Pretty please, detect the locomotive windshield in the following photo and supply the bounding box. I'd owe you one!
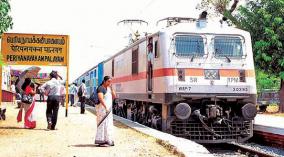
[214,36,243,57]
[175,35,204,57]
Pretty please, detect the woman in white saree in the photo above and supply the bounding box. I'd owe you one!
[95,76,116,146]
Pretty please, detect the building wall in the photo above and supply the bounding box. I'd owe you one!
[2,66,11,91]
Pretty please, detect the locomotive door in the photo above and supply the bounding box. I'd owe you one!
[147,37,153,93]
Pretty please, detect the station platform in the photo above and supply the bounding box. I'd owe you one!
[0,102,211,157]
[254,114,284,136]
[253,114,284,148]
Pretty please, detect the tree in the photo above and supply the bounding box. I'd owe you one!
[0,0,13,36]
[198,0,239,13]
[0,0,13,65]
[256,68,280,91]
[198,0,240,26]
[236,0,284,112]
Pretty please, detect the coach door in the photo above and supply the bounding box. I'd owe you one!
[146,37,153,93]
[147,36,159,95]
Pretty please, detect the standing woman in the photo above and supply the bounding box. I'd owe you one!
[95,76,116,146]
[21,78,37,129]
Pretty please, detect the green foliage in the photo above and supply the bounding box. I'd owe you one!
[236,0,284,79]
[0,53,4,66]
[0,0,13,35]
[256,68,280,91]
[0,0,13,37]
[0,0,13,66]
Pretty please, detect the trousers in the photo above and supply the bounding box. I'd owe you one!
[46,95,60,129]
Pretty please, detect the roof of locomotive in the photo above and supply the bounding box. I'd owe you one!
[74,19,252,82]
[103,19,251,63]
[159,20,250,37]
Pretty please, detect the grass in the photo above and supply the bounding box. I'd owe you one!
[156,139,184,157]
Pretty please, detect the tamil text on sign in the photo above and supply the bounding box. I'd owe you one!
[1,33,69,66]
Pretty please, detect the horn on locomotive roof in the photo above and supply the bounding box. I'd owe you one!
[196,11,208,28]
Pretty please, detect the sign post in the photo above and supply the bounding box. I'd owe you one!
[1,33,70,117]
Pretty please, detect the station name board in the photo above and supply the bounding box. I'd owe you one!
[1,33,69,66]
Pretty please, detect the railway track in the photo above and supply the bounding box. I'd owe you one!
[253,130,284,149]
[228,142,275,157]
[206,142,283,157]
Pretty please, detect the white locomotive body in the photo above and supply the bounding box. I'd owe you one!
[77,18,257,143]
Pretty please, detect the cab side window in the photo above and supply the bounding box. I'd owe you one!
[154,40,159,58]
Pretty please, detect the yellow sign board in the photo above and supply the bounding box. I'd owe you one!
[1,33,69,66]
[1,33,70,116]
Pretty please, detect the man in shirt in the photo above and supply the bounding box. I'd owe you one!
[39,71,64,130]
[147,43,154,91]
[68,83,77,106]
[78,79,87,114]
[60,84,66,107]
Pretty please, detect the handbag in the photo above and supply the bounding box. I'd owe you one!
[21,94,33,104]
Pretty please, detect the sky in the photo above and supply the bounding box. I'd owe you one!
[8,0,201,82]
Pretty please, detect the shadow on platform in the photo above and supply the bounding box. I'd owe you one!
[0,126,47,131]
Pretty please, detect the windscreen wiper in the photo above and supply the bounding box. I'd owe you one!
[215,48,231,63]
[190,55,195,62]
[224,55,231,63]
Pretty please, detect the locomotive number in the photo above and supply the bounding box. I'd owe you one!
[232,87,248,92]
[228,77,239,83]
[178,86,191,92]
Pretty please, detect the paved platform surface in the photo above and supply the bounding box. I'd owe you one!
[113,115,213,157]
[254,114,284,135]
[0,102,180,157]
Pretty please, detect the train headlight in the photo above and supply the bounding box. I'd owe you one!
[174,103,191,120]
[204,69,220,80]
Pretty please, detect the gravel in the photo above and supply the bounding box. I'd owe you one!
[206,142,284,157]
[237,142,284,157]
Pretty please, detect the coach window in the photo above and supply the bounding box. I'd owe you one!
[112,59,114,77]
[154,40,159,58]
[132,48,139,75]
[93,69,96,77]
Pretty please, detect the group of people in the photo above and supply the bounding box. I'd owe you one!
[67,79,87,114]
[16,71,116,147]
[17,70,64,130]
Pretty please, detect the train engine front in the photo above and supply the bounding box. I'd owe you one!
[160,18,257,143]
